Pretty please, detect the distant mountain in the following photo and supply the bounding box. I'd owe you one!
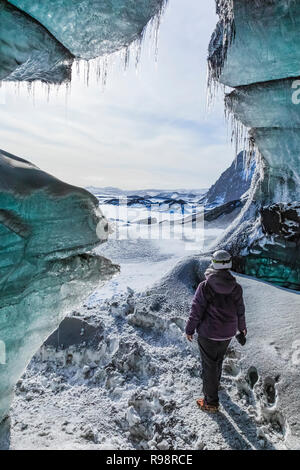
[203,151,255,207]
[87,187,208,199]
[87,153,255,212]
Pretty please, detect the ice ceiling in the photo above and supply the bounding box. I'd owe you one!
[0,0,167,83]
[0,0,300,431]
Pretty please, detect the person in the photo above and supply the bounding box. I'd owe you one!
[185,250,247,413]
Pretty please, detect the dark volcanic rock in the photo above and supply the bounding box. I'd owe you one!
[205,199,244,222]
[260,203,300,243]
[44,317,104,349]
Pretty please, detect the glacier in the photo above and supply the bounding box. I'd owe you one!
[0,149,119,424]
[0,0,167,83]
[209,0,300,290]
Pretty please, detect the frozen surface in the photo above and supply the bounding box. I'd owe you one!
[0,149,119,425]
[90,188,232,298]
[6,254,300,450]
[86,180,248,300]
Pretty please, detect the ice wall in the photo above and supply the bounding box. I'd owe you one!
[209,0,300,290]
[0,150,119,423]
[0,0,166,83]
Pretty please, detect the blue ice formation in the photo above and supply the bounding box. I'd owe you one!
[0,0,167,83]
[0,149,119,423]
[0,1,73,84]
[209,0,300,290]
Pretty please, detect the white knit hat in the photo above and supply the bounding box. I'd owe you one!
[211,250,232,270]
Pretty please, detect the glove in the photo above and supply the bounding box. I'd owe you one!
[236,331,246,346]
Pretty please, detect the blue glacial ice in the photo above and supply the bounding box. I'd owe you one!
[9,0,166,59]
[0,0,167,82]
[209,0,300,289]
[211,0,300,87]
[0,0,73,83]
[0,149,119,423]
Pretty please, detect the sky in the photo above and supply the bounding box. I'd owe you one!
[0,0,234,190]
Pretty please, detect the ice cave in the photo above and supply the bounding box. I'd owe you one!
[0,0,299,450]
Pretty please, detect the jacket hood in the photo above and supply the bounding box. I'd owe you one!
[205,266,237,294]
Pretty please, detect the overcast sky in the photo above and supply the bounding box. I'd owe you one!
[0,0,234,190]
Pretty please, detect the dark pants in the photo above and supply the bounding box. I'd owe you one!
[197,336,231,406]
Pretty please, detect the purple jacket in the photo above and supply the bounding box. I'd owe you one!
[185,268,246,340]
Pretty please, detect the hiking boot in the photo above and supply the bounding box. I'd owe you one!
[196,398,219,413]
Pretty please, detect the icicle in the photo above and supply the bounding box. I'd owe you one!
[207,0,235,101]
[0,0,169,99]
[64,0,168,91]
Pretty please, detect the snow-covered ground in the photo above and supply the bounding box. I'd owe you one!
[2,196,299,450]
[89,195,224,298]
